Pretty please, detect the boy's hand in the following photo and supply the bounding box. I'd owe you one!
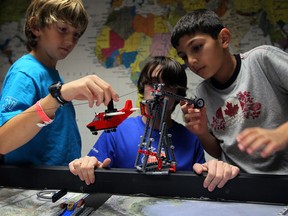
[193,160,240,192]
[69,156,111,185]
[237,127,288,158]
[61,75,119,107]
[181,101,209,136]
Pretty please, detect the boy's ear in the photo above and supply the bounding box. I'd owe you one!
[28,17,41,36]
[219,28,231,48]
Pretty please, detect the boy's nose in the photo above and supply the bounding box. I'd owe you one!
[187,55,197,67]
[65,34,76,46]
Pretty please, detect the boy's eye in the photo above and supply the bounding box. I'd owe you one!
[192,44,203,52]
[57,23,68,32]
[73,32,81,39]
[58,26,67,33]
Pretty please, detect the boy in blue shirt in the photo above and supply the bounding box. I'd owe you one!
[0,0,118,166]
[69,56,239,192]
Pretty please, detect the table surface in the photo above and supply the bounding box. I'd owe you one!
[0,188,287,216]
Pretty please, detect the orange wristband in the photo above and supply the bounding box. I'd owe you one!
[35,100,54,127]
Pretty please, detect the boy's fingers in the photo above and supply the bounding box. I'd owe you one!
[100,158,111,168]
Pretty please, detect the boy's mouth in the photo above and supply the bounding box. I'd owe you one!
[193,66,204,74]
[59,47,70,55]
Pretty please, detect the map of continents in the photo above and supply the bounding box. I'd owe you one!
[0,0,29,86]
[1,0,288,87]
[94,0,288,85]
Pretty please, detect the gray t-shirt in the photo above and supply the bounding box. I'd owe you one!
[197,45,288,174]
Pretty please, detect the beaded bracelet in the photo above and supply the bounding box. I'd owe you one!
[35,100,54,127]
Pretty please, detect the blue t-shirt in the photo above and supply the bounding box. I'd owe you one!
[88,116,205,171]
[0,54,81,165]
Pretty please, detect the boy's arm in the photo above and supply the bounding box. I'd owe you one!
[237,122,288,158]
[0,75,119,155]
[181,103,222,158]
[197,132,222,159]
[0,94,60,154]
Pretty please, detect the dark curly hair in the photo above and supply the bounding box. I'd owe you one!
[171,9,224,48]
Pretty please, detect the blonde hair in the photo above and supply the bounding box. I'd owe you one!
[24,0,89,51]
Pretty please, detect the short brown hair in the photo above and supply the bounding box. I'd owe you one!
[24,0,89,51]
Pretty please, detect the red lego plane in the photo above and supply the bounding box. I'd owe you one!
[87,99,138,135]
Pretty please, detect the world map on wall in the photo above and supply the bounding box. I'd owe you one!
[94,0,288,85]
[1,0,288,86]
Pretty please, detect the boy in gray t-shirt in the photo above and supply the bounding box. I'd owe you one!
[171,9,288,174]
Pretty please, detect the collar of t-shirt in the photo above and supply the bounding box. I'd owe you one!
[210,54,241,90]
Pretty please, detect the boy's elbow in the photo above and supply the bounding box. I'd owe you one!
[0,145,9,155]
[0,138,11,155]
[212,151,221,159]
[0,129,11,154]
[211,144,222,159]
[205,144,222,159]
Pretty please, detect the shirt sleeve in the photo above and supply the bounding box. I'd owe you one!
[0,72,38,126]
[254,46,288,93]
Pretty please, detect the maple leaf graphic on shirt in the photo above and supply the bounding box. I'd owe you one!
[224,102,239,117]
[210,91,262,131]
